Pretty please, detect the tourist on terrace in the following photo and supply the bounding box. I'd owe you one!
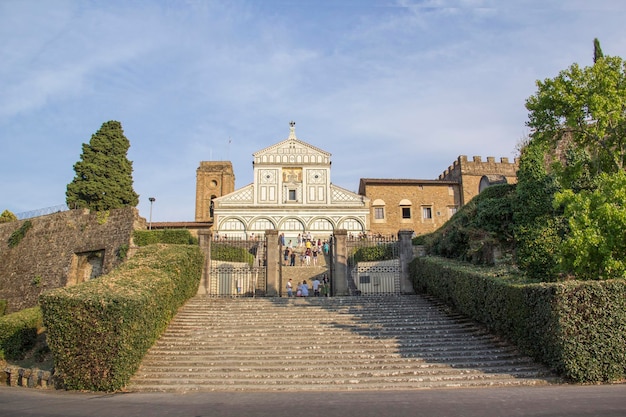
[299,280,309,297]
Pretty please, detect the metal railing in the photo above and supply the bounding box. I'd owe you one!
[15,204,70,220]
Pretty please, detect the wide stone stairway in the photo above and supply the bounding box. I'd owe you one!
[126,295,559,392]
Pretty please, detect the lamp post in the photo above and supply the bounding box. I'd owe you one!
[149,197,156,230]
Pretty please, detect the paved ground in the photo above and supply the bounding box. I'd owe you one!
[1,384,626,417]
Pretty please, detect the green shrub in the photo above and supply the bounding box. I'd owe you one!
[0,209,18,223]
[0,300,7,316]
[40,244,203,391]
[352,243,396,263]
[411,256,626,383]
[421,184,516,265]
[211,243,255,265]
[133,229,198,246]
[0,307,43,360]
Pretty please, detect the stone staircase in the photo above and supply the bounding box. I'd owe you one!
[280,248,329,287]
[126,295,559,392]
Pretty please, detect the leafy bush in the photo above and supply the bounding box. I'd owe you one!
[0,300,6,316]
[0,307,43,360]
[133,229,198,246]
[210,243,255,265]
[411,256,626,383]
[40,244,203,391]
[422,183,516,265]
[0,209,18,223]
[513,140,564,280]
[555,171,626,280]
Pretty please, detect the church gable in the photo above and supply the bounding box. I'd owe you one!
[253,122,330,166]
[214,184,254,206]
[330,184,369,206]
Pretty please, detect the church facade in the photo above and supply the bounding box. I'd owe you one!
[196,123,370,241]
[195,123,519,240]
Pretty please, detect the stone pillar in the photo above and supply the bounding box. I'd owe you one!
[398,229,416,294]
[333,229,349,296]
[197,229,211,295]
[265,230,280,296]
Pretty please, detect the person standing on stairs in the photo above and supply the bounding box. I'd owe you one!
[284,247,290,266]
[312,277,321,296]
[286,279,293,297]
[299,280,309,297]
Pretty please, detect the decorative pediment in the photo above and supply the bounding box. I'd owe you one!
[253,123,331,166]
[330,184,370,206]
[214,184,254,206]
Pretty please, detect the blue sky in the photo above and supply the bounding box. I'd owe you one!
[1,0,625,222]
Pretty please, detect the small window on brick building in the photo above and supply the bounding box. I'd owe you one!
[399,199,412,220]
[374,207,385,219]
[422,207,433,219]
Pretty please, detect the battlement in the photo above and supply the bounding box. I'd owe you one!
[439,155,519,181]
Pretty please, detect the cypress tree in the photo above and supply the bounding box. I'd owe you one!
[593,38,604,63]
[66,121,139,211]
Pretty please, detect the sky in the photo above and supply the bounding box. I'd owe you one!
[1,0,626,222]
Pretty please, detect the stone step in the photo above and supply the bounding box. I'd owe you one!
[126,295,558,392]
[137,356,540,369]
[129,374,558,393]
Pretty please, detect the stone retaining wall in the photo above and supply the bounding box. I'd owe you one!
[0,207,146,313]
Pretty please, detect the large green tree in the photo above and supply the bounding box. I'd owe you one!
[66,121,139,211]
[525,53,626,175]
[520,42,626,280]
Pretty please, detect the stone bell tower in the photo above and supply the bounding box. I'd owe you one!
[195,161,235,222]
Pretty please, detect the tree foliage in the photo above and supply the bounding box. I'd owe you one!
[525,54,626,174]
[66,121,139,211]
[513,140,563,280]
[519,43,626,281]
[593,38,604,63]
[0,210,17,223]
[555,171,626,280]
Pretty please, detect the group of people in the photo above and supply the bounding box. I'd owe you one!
[286,275,330,297]
[280,233,331,267]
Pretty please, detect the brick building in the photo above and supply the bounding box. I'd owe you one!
[359,155,519,237]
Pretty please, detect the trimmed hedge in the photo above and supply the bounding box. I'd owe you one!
[411,256,626,383]
[352,243,396,263]
[133,229,198,246]
[0,299,6,316]
[0,307,43,360]
[211,243,255,265]
[39,244,203,391]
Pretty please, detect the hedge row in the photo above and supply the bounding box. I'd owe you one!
[211,243,255,265]
[352,243,396,263]
[410,256,626,383]
[0,307,43,360]
[133,229,198,246]
[39,244,203,391]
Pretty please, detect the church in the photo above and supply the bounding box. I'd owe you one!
[195,122,370,241]
[194,122,519,240]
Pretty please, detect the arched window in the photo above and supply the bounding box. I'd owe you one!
[372,199,386,221]
[399,199,412,220]
[479,175,507,193]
